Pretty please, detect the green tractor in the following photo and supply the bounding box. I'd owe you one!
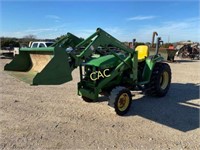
[4,28,171,115]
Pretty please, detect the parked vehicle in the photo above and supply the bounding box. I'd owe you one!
[29,41,54,48]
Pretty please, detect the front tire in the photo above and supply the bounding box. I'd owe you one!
[109,86,132,116]
[145,63,171,97]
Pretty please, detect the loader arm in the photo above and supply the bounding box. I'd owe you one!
[77,28,134,58]
[68,28,135,69]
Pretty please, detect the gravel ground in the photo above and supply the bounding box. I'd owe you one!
[0,58,200,150]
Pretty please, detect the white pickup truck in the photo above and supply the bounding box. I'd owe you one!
[29,41,54,48]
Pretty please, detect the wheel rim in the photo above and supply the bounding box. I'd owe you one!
[117,93,130,112]
[160,71,169,90]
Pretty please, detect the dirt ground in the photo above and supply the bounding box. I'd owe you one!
[0,57,199,150]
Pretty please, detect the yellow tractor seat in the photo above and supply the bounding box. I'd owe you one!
[135,45,149,61]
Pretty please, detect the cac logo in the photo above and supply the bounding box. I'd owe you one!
[90,69,110,81]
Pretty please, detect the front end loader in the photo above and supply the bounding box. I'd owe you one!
[4,28,171,115]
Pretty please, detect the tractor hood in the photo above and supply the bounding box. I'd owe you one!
[86,54,126,69]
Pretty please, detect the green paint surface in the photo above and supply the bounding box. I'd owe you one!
[86,54,125,68]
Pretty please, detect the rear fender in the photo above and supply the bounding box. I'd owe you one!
[142,56,164,82]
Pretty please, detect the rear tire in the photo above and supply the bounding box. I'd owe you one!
[109,86,132,116]
[145,63,171,97]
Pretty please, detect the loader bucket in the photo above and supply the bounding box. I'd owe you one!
[32,47,73,85]
[5,47,55,72]
[4,33,83,85]
[4,47,73,85]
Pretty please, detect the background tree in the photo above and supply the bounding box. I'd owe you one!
[0,37,20,49]
[21,34,37,47]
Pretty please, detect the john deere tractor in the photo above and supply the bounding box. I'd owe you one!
[4,28,171,115]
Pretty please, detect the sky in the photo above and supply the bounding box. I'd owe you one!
[0,0,199,43]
